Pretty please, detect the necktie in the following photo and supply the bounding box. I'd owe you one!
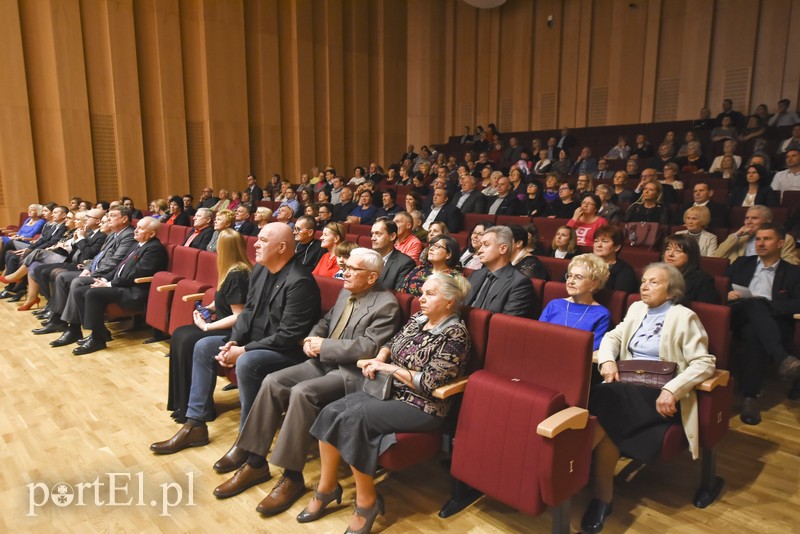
[473,273,497,308]
[114,245,139,279]
[330,296,357,339]
[90,234,115,273]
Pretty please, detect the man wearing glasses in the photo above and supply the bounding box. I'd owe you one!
[293,215,324,272]
[210,248,400,515]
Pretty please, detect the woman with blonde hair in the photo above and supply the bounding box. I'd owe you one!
[166,228,252,423]
[539,253,611,350]
[211,189,231,212]
[253,206,273,235]
[206,209,235,252]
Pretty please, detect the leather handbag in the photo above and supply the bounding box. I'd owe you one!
[362,371,394,400]
[617,359,677,389]
[623,222,663,250]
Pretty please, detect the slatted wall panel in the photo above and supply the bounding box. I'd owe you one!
[588,86,608,126]
[654,78,680,122]
[90,114,119,201]
[186,121,206,193]
[539,92,557,129]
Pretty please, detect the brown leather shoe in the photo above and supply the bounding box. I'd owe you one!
[778,355,800,381]
[150,423,209,455]
[213,445,248,474]
[213,464,272,499]
[256,475,306,515]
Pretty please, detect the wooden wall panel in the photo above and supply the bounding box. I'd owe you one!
[19,0,95,205]
[0,0,39,222]
[134,0,189,202]
[3,0,799,219]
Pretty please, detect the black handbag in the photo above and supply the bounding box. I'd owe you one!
[617,359,677,389]
[362,371,393,400]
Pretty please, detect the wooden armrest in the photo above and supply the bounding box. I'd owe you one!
[134,276,153,284]
[696,369,730,392]
[537,406,589,438]
[793,314,800,320]
[432,376,469,399]
[156,283,178,293]
[181,293,206,303]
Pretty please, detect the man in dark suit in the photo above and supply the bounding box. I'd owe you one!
[467,225,536,318]
[556,127,577,152]
[210,248,401,512]
[728,224,800,425]
[422,187,462,233]
[150,223,321,454]
[486,176,521,216]
[375,189,402,220]
[183,208,214,250]
[233,204,257,236]
[198,187,219,209]
[37,206,136,336]
[293,215,324,272]
[68,217,169,355]
[676,181,728,228]
[371,219,415,290]
[332,187,356,222]
[245,174,264,204]
[454,173,487,215]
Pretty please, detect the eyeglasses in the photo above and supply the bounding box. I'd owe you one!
[343,264,369,273]
[429,243,448,252]
[293,226,313,233]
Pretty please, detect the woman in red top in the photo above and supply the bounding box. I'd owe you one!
[312,222,347,278]
[567,193,608,247]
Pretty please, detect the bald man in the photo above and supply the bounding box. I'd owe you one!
[151,223,321,455]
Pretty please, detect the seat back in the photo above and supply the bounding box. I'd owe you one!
[699,256,729,276]
[168,225,192,245]
[156,223,170,243]
[313,275,344,314]
[484,314,593,408]
[195,251,219,288]
[537,256,569,282]
[686,301,731,370]
[392,291,414,324]
[618,247,660,270]
[170,246,201,280]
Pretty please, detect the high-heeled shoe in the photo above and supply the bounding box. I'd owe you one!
[0,275,11,285]
[344,494,384,534]
[296,484,343,523]
[17,297,41,311]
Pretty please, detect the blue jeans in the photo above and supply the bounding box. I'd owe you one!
[185,335,299,429]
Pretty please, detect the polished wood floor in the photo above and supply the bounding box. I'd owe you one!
[1,297,799,533]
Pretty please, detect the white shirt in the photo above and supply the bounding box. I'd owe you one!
[770,168,800,199]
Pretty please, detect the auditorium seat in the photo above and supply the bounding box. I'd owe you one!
[166,251,219,335]
[443,315,596,531]
[538,256,569,282]
[143,246,201,336]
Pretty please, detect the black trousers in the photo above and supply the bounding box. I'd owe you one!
[732,298,792,397]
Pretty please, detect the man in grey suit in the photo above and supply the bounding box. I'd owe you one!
[467,225,537,318]
[36,206,136,337]
[211,248,400,514]
[371,218,415,290]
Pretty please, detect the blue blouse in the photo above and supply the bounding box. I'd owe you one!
[16,217,45,239]
[628,300,672,360]
[539,299,611,350]
[348,205,378,225]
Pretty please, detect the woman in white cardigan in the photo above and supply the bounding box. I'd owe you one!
[676,205,718,256]
[581,263,716,534]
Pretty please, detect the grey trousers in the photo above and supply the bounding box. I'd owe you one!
[236,359,349,472]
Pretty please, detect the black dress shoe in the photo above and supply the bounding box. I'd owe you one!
[788,379,800,401]
[73,338,107,355]
[50,330,82,347]
[79,328,113,345]
[8,292,24,302]
[581,499,612,534]
[33,322,68,335]
[32,308,49,318]
[740,397,762,425]
[0,290,15,299]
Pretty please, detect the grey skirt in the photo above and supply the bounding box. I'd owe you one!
[310,391,442,476]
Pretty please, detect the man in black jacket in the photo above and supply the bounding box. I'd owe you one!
[150,222,321,454]
[371,219,415,290]
[245,174,264,204]
[728,224,800,424]
[183,208,214,250]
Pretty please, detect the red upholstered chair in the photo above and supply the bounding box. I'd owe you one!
[538,256,570,282]
[155,223,170,243]
[357,235,372,248]
[349,224,372,236]
[167,225,192,245]
[533,217,570,245]
[166,251,219,335]
[391,291,414,324]
[618,247,660,271]
[496,214,531,227]
[443,315,596,531]
[244,236,257,264]
[313,275,344,314]
[699,256,730,277]
[464,212,495,232]
[143,246,201,337]
[377,306,493,472]
[624,294,733,507]
[531,277,545,318]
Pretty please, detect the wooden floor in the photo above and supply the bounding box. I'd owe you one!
[1,298,799,533]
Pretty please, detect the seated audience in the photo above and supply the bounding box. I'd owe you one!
[121,197,144,219]
[466,225,536,318]
[524,180,547,217]
[150,223,321,455]
[1,204,45,247]
[370,219,415,291]
[545,181,578,219]
[422,187,462,233]
[676,181,728,229]
[593,225,638,294]
[293,216,325,272]
[625,181,670,225]
[486,175,521,216]
[539,253,611,350]
[676,141,709,173]
[770,147,800,200]
[302,274,470,534]
[662,234,718,304]
[182,208,214,249]
[400,235,460,296]
[605,136,631,160]
[675,206,718,256]
[567,193,608,247]
[549,225,578,260]
[611,171,636,205]
[728,164,778,208]
[459,222,490,270]
[727,225,800,424]
[210,248,400,517]
[167,229,251,423]
[453,173,487,215]
[392,212,423,265]
[595,184,622,223]
[584,263,715,533]
[149,199,169,221]
[312,222,346,278]
[347,191,378,226]
[508,224,547,280]
[715,205,798,264]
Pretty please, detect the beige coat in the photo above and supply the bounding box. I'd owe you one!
[596,301,716,460]
[714,232,798,265]
[675,229,718,256]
